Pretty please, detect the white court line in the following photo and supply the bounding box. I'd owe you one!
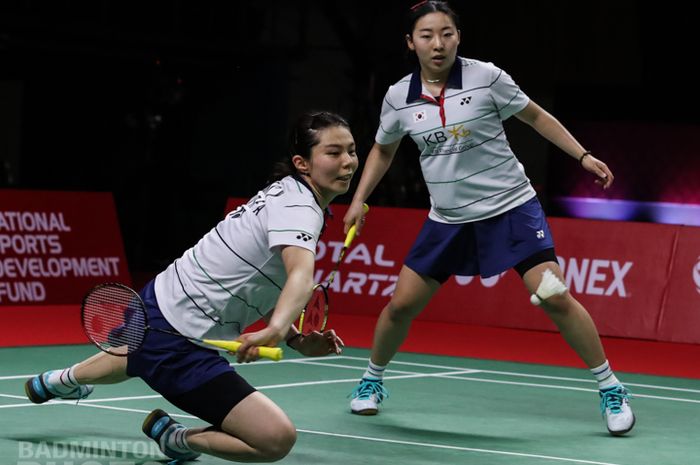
[286,358,434,375]
[0,370,476,408]
[56,403,625,465]
[330,355,700,394]
[5,355,700,394]
[254,369,477,390]
[2,356,699,406]
[3,364,699,408]
[296,429,624,465]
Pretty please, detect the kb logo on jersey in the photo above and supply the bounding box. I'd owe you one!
[422,131,448,146]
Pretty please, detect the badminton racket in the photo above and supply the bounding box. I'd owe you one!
[81,282,283,361]
[297,203,369,334]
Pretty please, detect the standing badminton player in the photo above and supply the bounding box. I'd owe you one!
[25,111,358,462]
[344,1,634,436]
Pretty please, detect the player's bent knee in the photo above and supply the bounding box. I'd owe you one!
[538,293,573,315]
[259,425,297,462]
[386,301,421,321]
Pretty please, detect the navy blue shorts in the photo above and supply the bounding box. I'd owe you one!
[405,196,555,282]
[126,280,236,397]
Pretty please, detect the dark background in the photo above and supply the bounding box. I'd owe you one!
[0,0,697,273]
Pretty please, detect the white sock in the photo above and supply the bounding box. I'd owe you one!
[363,360,386,381]
[163,424,193,454]
[46,365,80,394]
[591,360,620,390]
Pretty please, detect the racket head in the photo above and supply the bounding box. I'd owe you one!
[81,283,148,356]
[298,283,329,335]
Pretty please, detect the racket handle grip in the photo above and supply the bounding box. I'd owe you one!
[203,339,284,361]
[345,203,370,247]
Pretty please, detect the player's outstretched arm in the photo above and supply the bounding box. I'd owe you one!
[236,246,315,363]
[515,101,614,189]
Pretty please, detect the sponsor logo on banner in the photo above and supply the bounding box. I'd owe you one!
[558,257,632,297]
[454,256,633,298]
[0,196,129,305]
[694,256,700,295]
[315,240,399,297]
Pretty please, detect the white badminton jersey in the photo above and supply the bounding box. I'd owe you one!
[376,57,536,223]
[154,175,324,341]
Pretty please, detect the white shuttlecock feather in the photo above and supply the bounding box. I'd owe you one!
[530,269,567,305]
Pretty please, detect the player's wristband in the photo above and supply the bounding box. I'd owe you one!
[286,333,303,350]
[579,151,592,164]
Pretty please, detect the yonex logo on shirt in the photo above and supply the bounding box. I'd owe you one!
[460,96,472,105]
[296,232,313,242]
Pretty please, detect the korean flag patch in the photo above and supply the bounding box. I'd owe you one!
[413,110,427,123]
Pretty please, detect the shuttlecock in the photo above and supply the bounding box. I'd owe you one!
[530,269,567,305]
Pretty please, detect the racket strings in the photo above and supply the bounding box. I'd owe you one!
[83,286,146,354]
[299,244,345,335]
[301,287,328,333]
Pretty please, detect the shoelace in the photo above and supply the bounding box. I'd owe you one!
[349,378,390,401]
[74,385,93,405]
[600,386,631,415]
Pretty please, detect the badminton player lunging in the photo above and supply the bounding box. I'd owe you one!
[25,111,357,462]
[344,1,634,436]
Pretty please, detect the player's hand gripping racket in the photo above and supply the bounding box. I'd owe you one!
[298,203,369,334]
[81,283,283,361]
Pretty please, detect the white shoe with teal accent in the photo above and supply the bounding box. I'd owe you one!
[24,371,94,404]
[600,385,635,436]
[349,378,389,415]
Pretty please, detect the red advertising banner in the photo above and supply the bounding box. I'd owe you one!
[0,190,131,305]
[657,226,700,342]
[226,198,700,344]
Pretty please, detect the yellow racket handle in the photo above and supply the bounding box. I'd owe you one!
[345,203,370,247]
[202,339,283,361]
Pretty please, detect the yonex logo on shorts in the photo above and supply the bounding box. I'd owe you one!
[536,230,545,239]
[693,256,700,295]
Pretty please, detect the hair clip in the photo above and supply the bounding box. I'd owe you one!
[410,0,429,11]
